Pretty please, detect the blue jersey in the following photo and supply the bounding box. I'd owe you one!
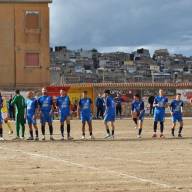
[170,100,183,115]
[154,96,168,113]
[56,96,70,114]
[0,96,3,110]
[38,96,53,113]
[105,96,115,115]
[79,98,92,116]
[131,100,144,113]
[26,98,38,116]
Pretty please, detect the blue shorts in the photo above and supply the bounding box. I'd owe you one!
[81,114,92,123]
[172,114,183,123]
[60,112,70,123]
[104,114,115,122]
[154,112,165,122]
[40,112,52,124]
[27,115,36,125]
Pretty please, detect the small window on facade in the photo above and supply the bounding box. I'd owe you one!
[25,11,40,29]
[25,53,40,67]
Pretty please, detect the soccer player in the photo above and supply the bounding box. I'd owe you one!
[103,90,116,139]
[78,91,94,140]
[11,90,26,139]
[1,97,13,135]
[38,87,54,141]
[131,94,145,138]
[0,93,4,140]
[153,89,168,138]
[26,91,39,140]
[56,89,73,140]
[169,93,184,137]
[115,93,123,119]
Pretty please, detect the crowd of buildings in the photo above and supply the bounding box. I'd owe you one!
[50,47,192,85]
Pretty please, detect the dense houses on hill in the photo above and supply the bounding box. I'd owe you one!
[50,47,192,85]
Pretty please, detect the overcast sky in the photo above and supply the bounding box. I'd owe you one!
[50,0,192,56]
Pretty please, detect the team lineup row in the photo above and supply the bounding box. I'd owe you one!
[0,88,187,141]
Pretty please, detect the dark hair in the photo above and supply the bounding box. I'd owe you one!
[104,89,110,94]
[83,90,88,94]
[177,93,181,96]
[134,94,140,98]
[15,89,20,94]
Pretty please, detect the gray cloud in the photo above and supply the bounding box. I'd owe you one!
[50,0,192,55]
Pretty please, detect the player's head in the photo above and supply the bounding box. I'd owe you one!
[42,87,47,95]
[104,89,110,97]
[27,91,34,99]
[176,93,181,100]
[134,94,140,100]
[15,89,20,95]
[159,89,164,96]
[60,89,67,96]
[82,90,88,98]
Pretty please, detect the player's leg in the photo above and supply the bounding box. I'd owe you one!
[111,121,115,138]
[88,120,94,139]
[178,120,183,138]
[104,121,111,138]
[0,114,4,140]
[160,121,165,138]
[153,121,158,137]
[33,123,39,140]
[15,115,21,138]
[66,117,73,140]
[171,120,176,137]
[138,120,143,138]
[60,112,64,139]
[40,113,46,140]
[27,123,34,140]
[132,115,138,129]
[81,121,86,139]
[48,122,54,140]
[4,117,13,135]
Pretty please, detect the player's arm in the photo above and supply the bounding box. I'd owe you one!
[153,97,158,107]
[11,95,17,106]
[181,101,184,114]
[77,100,81,118]
[168,103,173,116]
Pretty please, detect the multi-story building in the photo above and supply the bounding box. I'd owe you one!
[0,0,51,88]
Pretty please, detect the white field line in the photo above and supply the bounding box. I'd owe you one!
[0,146,179,191]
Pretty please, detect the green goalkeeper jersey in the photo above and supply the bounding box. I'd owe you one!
[11,95,26,115]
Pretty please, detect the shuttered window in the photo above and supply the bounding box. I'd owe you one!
[25,11,40,29]
[25,53,40,67]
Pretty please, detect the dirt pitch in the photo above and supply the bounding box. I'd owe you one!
[0,118,192,192]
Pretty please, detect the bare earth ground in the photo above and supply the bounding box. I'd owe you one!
[0,118,192,192]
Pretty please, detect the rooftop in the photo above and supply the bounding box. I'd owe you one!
[0,0,52,3]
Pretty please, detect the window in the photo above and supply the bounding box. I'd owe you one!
[25,11,40,29]
[25,53,40,67]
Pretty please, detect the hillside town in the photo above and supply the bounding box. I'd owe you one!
[50,47,192,85]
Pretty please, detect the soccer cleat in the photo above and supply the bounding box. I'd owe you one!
[42,136,46,141]
[178,134,182,138]
[20,136,25,140]
[35,137,39,141]
[152,133,157,138]
[81,135,86,140]
[134,126,138,130]
[160,134,165,138]
[137,135,141,138]
[27,137,34,141]
[12,137,21,141]
[67,136,73,140]
[89,135,95,140]
[0,137,5,141]
[104,134,111,139]
[8,130,13,135]
[61,137,64,141]
[50,136,55,141]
